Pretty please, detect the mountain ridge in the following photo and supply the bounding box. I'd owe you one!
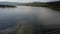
[0,2,21,5]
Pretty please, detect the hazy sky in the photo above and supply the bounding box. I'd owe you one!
[0,0,60,2]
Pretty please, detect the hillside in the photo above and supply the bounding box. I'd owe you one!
[25,1,60,9]
[0,2,21,5]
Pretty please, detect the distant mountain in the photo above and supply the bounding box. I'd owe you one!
[25,1,60,9]
[31,1,60,4]
[0,2,21,5]
[46,1,60,3]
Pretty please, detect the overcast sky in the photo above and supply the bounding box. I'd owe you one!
[0,0,60,2]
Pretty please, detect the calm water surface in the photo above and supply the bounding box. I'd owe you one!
[0,6,60,33]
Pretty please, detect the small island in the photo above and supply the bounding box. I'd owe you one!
[0,5,16,8]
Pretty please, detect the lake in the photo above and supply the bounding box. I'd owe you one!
[0,6,60,34]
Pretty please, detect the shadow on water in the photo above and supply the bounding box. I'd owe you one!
[53,9,60,11]
[47,7,60,11]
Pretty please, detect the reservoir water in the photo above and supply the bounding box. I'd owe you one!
[0,6,60,34]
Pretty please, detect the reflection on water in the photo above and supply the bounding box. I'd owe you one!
[0,6,60,34]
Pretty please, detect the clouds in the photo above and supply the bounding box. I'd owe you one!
[0,0,34,2]
[0,0,18,2]
[40,0,60,2]
[0,0,60,2]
